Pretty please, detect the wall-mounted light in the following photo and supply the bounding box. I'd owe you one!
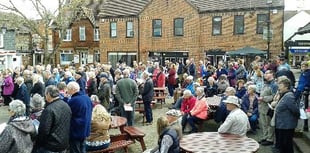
[1,24,7,34]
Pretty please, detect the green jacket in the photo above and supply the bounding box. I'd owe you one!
[115,78,139,106]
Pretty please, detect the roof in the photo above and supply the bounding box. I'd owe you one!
[97,0,151,17]
[188,0,284,13]
[297,22,310,35]
[284,11,298,23]
[94,0,284,18]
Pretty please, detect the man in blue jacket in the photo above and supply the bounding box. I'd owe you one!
[66,81,92,153]
[295,61,310,100]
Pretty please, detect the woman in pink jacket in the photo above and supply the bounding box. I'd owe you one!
[2,69,14,105]
[187,87,208,133]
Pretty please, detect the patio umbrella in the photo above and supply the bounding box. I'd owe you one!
[226,46,266,56]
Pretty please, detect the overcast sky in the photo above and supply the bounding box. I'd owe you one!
[1,0,310,19]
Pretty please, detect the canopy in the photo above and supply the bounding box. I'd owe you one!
[226,46,266,56]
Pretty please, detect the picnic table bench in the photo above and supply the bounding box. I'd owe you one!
[123,126,147,151]
[153,87,167,108]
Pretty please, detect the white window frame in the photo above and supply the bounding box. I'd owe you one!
[0,34,3,48]
[60,50,73,65]
[110,22,117,38]
[94,28,100,41]
[63,29,72,41]
[126,21,134,37]
[79,26,86,41]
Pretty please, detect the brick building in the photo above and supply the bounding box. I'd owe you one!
[54,0,284,67]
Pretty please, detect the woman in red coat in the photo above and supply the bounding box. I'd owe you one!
[167,64,177,97]
[156,66,166,88]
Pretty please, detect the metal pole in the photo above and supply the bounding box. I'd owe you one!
[304,87,309,131]
[267,4,271,59]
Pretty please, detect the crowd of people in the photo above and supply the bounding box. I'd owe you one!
[0,54,309,153]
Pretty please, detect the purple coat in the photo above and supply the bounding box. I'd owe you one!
[2,76,14,95]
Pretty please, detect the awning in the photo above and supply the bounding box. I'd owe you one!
[226,46,266,56]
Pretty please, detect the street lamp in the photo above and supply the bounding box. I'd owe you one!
[266,0,272,59]
[1,24,7,34]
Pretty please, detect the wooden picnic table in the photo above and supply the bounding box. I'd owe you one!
[180,132,259,153]
[110,116,127,133]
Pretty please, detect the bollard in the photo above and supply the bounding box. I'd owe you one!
[304,87,309,131]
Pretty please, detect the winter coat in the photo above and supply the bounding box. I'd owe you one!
[142,78,154,102]
[0,117,36,153]
[2,75,14,95]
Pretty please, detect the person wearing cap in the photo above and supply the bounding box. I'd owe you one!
[34,85,72,153]
[97,72,111,109]
[0,100,36,153]
[218,96,250,137]
[75,71,86,95]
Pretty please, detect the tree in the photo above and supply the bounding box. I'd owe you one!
[0,0,85,65]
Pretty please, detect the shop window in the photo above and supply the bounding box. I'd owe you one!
[234,15,244,35]
[108,52,136,67]
[257,14,267,34]
[174,18,184,36]
[153,19,162,37]
[110,22,117,38]
[212,16,222,35]
[126,21,134,38]
[60,51,73,65]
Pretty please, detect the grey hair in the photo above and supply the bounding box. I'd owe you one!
[142,71,150,78]
[9,100,26,116]
[122,69,130,77]
[16,76,24,85]
[30,93,45,109]
[67,81,80,92]
[225,87,236,95]
[183,89,192,96]
[45,85,60,98]
[196,87,204,94]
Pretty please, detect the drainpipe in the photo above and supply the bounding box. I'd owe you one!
[137,16,141,63]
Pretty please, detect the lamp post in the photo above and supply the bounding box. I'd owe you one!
[266,0,272,59]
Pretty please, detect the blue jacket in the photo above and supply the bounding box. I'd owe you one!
[295,69,310,99]
[241,94,259,116]
[15,83,30,106]
[67,91,92,140]
[214,96,230,123]
[76,78,86,95]
[275,92,299,129]
[216,69,228,79]
[236,87,247,99]
[185,82,195,95]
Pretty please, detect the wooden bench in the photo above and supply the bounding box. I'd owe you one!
[153,87,167,108]
[88,134,133,153]
[123,126,146,151]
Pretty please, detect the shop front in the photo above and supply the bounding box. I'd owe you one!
[148,51,188,65]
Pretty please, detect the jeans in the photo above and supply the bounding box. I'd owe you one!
[69,139,86,153]
[34,147,67,153]
[143,100,153,123]
[187,115,202,132]
[249,114,258,131]
[168,84,175,97]
[172,97,183,110]
[181,113,190,131]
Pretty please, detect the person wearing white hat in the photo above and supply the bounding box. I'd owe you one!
[218,96,250,137]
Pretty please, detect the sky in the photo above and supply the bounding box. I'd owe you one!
[1,0,310,19]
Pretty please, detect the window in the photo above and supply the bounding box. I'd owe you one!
[257,14,267,34]
[126,21,134,38]
[110,22,117,38]
[94,50,100,63]
[153,19,162,37]
[60,51,73,65]
[0,34,3,48]
[94,28,100,41]
[174,18,184,36]
[63,29,72,41]
[108,52,136,68]
[79,26,86,41]
[212,16,222,35]
[234,15,244,35]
